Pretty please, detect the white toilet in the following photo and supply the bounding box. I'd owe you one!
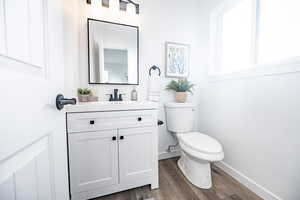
[165,102,224,189]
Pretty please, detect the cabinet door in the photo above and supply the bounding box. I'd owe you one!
[68,130,118,194]
[119,127,154,183]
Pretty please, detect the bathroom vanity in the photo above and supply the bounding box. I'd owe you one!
[65,17,155,200]
[66,101,159,200]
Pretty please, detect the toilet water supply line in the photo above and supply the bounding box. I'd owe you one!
[167,142,179,153]
[156,119,178,153]
[166,130,179,152]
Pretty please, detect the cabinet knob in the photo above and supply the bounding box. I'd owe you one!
[112,136,117,141]
[137,117,142,122]
[120,136,124,140]
[90,120,95,125]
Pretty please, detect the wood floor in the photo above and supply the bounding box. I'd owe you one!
[94,158,263,200]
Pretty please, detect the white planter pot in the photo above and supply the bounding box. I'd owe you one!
[78,94,89,102]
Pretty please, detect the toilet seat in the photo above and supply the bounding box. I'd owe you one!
[177,132,224,161]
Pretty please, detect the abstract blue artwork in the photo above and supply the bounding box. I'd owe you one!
[166,42,190,77]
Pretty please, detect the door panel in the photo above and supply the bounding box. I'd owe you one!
[69,130,119,194]
[0,137,52,200]
[4,0,46,67]
[5,0,30,62]
[0,178,15,200]
[15,159,38,200]
[28,0,46,67]
[0,0,68,199]
[36,148,52,200]
[119,127,154,183]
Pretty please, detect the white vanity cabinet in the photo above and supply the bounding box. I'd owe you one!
[66,102,158,200]
[68,130,119,193]
[118,127,155,184]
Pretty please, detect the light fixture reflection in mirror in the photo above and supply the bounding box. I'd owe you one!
[87,0,140,15]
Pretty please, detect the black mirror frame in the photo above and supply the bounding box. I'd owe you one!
[87,18,139,85]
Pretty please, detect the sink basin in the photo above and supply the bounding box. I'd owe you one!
[82,101,138,105]
[65,101,158,113]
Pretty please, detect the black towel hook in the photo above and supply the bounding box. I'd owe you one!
[149,65,161,76]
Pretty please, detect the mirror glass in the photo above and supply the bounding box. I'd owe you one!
[88,19,139,85]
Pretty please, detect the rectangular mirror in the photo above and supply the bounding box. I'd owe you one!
[88,19,139,85]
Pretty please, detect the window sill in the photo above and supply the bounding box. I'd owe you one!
[208,57,300,82]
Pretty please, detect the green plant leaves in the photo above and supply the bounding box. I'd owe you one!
[166,79,195,94]
[78,88,91,95]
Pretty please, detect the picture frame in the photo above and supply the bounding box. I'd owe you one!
[165,42,190,78]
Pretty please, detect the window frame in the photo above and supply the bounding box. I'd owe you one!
[209,0,300,81]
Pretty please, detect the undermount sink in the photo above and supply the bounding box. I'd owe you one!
[84,101,138,104]
[65,101,158,113]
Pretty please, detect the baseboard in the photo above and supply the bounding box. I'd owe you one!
[158,150,181,160]
[215,161,283,200]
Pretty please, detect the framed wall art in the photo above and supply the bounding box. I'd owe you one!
[165,42,190,78]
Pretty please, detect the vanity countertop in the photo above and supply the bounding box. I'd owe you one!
[65,101,159,113]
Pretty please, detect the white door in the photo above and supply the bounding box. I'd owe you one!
[118,127,154,184]
[0,0,69,199]
[68,130,119,194]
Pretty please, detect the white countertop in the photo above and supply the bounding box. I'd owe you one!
[65,101,159,113]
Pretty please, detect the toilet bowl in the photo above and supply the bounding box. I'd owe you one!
[165,103,224,189]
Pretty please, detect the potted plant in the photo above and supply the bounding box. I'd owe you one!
[166,79,195,103]
[78,88,91,102]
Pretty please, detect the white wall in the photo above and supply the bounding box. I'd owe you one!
[63,0,210,158]
[199,74,300,200]
[196,2,300,200]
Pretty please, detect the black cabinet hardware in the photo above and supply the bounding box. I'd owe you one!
[158,120,164,126]
[120,136,124,140]
[90,120,95,125]
[138,117,142,121]
[112,136,117,141]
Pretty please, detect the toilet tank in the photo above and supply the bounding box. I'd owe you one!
[165,103,196,133]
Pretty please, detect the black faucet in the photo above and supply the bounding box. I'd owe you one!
[107,89,124,101]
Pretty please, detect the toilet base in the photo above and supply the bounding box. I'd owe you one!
[177,151,212,189]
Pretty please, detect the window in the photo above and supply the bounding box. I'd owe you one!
[210,0,300,76]
[221,0,253,73]
[257,0,300,64]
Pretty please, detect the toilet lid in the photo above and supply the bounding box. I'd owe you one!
[179,132,223,154]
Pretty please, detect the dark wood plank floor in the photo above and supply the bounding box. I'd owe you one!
[94,158,263,200]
